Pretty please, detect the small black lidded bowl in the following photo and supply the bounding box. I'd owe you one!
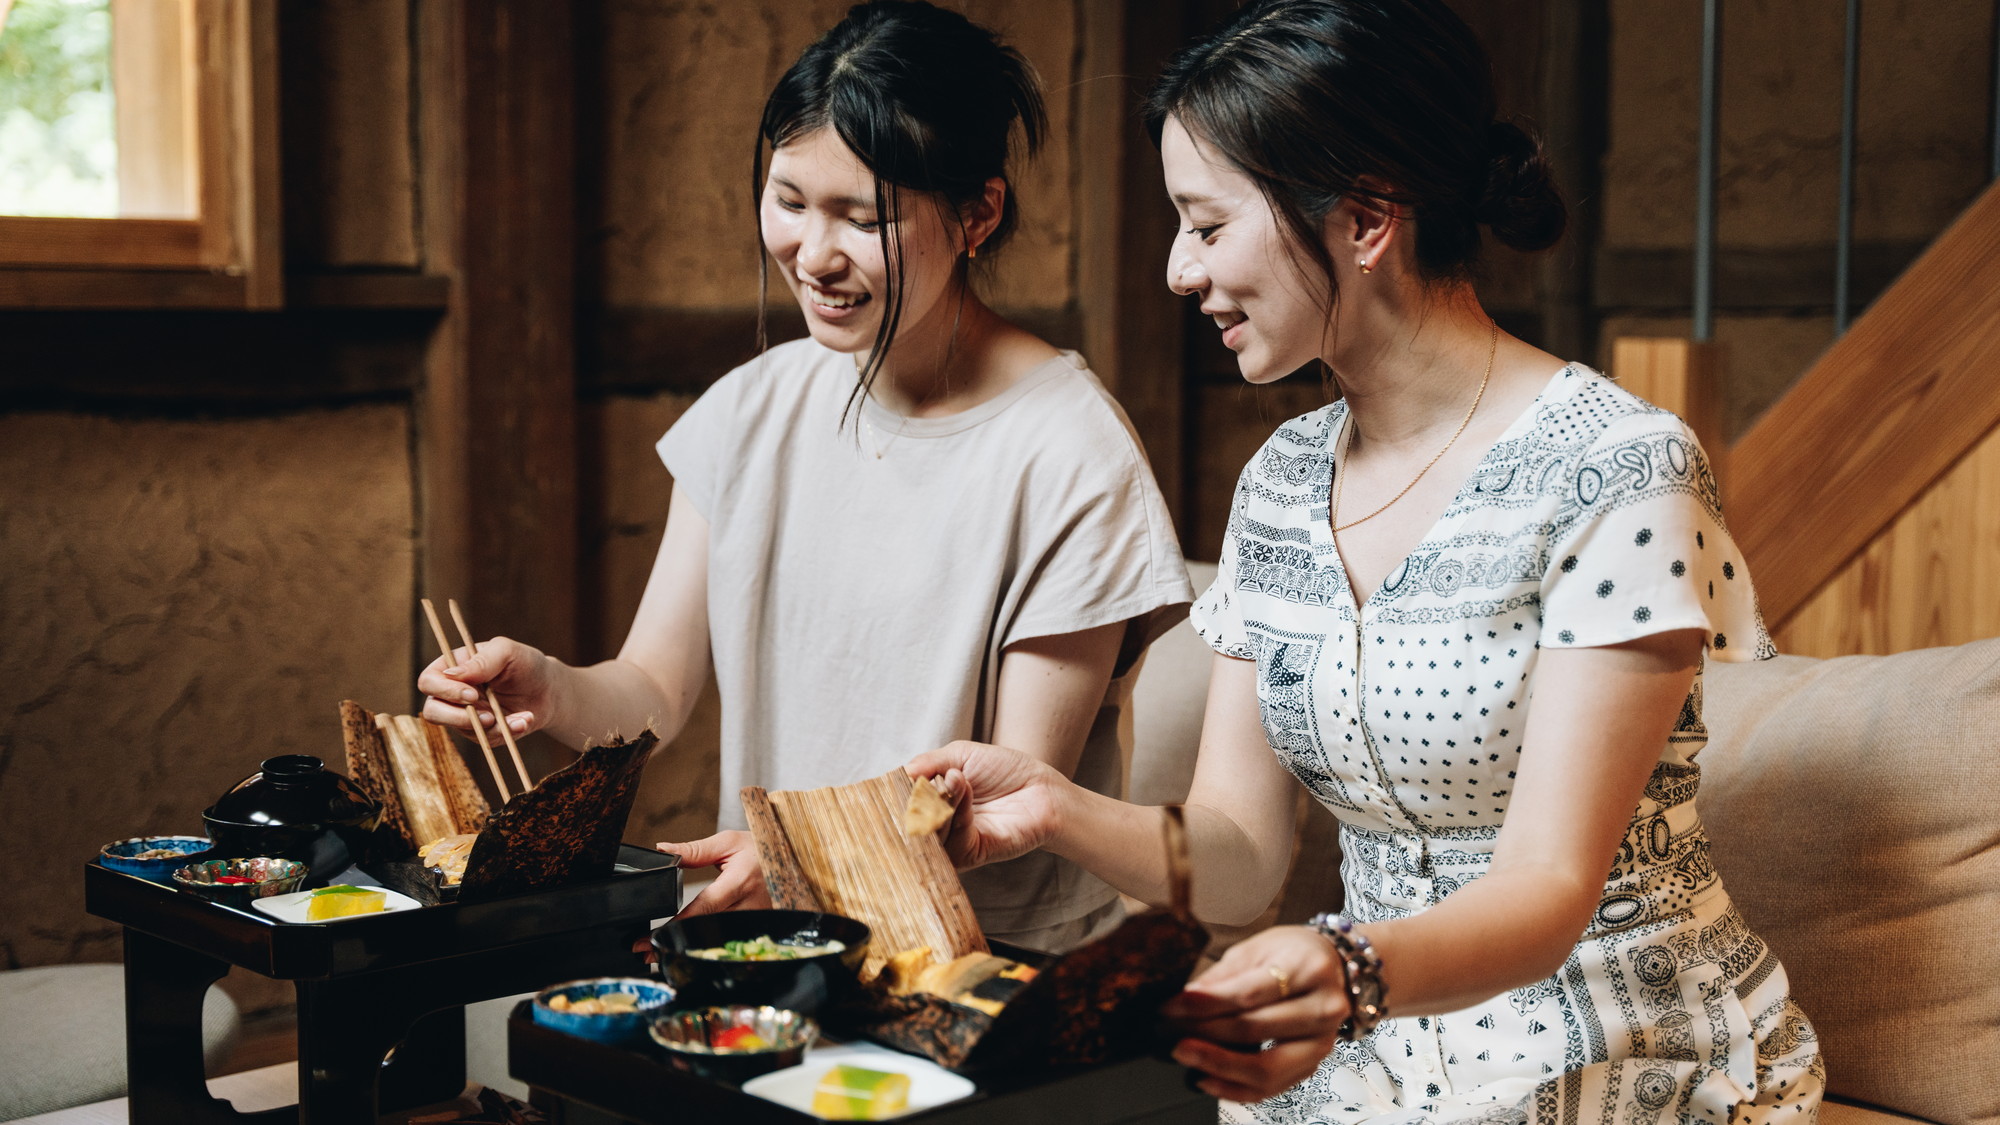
[651,909,869,1017]
[203,755,381,886]
[648,1005,817,1085]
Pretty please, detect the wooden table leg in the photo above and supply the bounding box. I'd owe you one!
[123,929,293,1125]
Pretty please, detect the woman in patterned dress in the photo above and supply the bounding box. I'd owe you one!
[908,1,1824,1120]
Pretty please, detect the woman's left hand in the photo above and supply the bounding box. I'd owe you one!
[1161,925,1350,1103]
[659,830,773,917]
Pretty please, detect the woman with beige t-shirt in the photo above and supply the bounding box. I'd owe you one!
[416,0,1190,951]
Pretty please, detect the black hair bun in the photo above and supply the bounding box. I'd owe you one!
[1476,120,1566,252]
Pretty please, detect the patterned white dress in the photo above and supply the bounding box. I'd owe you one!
[1190,365,1824,1125]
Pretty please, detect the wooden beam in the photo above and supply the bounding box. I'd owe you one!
[1075,0,1191,534]
[1611,337,1724,478]
[1730,180,2000,628]
[1594,241,1929,313]
[416,0,579,684]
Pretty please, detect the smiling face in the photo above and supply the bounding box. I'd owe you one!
[1162,116,1333,384]
[760,126,967,359]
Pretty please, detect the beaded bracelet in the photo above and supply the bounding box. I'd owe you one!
[1307,912,1388,1040]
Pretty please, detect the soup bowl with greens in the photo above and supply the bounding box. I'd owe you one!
[651,909,870,1016]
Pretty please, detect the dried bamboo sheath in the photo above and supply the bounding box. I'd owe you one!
[760,770,986,975]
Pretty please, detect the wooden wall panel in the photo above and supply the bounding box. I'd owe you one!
[281,0,419,268]
[1774,420,2000,657]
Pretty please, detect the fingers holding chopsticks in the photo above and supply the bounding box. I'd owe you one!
[416,634,548,738]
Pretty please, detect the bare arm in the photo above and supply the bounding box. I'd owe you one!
[918,652,1300,925]
[1163,629,1705,1101]
[987,620,1126,775]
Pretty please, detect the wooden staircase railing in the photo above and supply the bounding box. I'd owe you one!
[1616,177,2000,636]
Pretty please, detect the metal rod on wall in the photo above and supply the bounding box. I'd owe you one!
[1836,0,1860,335]
[1991,0,2000,180]
[1694,0,1721,342]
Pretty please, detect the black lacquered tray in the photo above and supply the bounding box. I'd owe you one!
[505,1000,1217,1125]
[84,843,681,979]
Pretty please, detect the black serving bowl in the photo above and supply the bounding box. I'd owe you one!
[647,1005,816,1085]
[651,909,869,1016]
[203,755,381,886]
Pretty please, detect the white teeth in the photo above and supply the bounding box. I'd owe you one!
[810,286,865,308]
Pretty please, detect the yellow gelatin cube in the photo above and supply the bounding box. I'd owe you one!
[306,888,386,919]
[810,1065,911,1120]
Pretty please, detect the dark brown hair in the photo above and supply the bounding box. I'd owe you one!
[756,0,1047,411]
[1146,0,1565,297]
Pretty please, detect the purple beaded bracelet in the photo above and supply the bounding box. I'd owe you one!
[1308,911,1388,1040]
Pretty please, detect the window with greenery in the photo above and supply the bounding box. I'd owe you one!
[0,0,119,217]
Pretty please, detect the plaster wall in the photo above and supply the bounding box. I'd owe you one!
[591,0,1079,313]
[0,407,415,989]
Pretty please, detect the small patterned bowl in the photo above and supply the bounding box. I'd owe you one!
[100,836,213,883]
[647,1005,817,1085]
[171,857,309,910]
[531,977,675,1044]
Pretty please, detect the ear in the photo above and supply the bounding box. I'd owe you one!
[960,177,1008,255]
[1325,183,1401,275]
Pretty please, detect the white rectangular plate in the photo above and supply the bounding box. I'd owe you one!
[739,1041,977,1119]
[252,887,423,924]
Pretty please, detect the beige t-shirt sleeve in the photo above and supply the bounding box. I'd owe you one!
[654,363,748,516]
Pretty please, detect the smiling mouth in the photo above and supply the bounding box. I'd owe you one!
[807,284,870,309]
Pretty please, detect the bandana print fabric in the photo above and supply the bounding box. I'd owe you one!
[1190,366,1822,1125]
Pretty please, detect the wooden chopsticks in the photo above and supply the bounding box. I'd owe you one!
[420,598,531,801]
[446,598,534,793]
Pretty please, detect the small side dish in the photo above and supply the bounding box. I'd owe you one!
[305,885,387,919]
[812,1064,912,1120]
[99,836,213,883]
[531,978,673,1044]
[171,857,309,909]
[647,1005,816,1084]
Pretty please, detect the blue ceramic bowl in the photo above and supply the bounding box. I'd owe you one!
[532,977,675,1044]
[171,857,309,910]
[100,836,213,883]
[647,1005,817,1085]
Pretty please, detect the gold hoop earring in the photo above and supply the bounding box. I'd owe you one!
[1359,259,1373,274]
[967,243,980,260]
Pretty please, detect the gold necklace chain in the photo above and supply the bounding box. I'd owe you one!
[1330,318,1498,534]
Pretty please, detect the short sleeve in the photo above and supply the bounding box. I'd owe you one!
[1540,417,1775,661]
[1188,464,1255,660]
[655,368,745,517]
[1001,457,1194,667]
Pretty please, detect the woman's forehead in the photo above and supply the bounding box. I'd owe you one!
[1160,116,1249,205]
[768,127,874,199]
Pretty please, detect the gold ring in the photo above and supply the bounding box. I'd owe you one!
[1266,964,1292,1000]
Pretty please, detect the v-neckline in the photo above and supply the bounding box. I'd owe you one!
[1317,364,1575,616]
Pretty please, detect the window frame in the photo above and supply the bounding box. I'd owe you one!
[0,0,281,308]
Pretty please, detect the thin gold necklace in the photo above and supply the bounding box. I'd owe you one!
[1331,319,1498,534]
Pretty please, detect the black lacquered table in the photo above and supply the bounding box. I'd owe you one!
[506,1000,1218,1124]
[84,845,681,1125]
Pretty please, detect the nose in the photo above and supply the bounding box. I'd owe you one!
[796,215,844,279]
[1167,249,1207,296]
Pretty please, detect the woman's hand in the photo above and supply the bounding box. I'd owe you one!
[417,636,557,737]
[1162,925,1349,1103]
[661,830,773,917]
[905,740,1072,869]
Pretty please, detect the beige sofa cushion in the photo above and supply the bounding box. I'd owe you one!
[1701,638,2000,1125]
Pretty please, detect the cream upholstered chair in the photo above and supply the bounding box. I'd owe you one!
[1701,637,2000,1125]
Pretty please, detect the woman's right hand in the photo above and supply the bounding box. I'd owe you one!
[417,635,557,737]
[904,740,1072,869]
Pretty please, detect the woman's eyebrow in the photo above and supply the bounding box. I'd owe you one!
[769,174,875,211]
[1171,191,1216,207]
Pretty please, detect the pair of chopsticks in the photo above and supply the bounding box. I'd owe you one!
[421,598,533,802]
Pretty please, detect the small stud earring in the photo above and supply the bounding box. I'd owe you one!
[1359,259,1373,274]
